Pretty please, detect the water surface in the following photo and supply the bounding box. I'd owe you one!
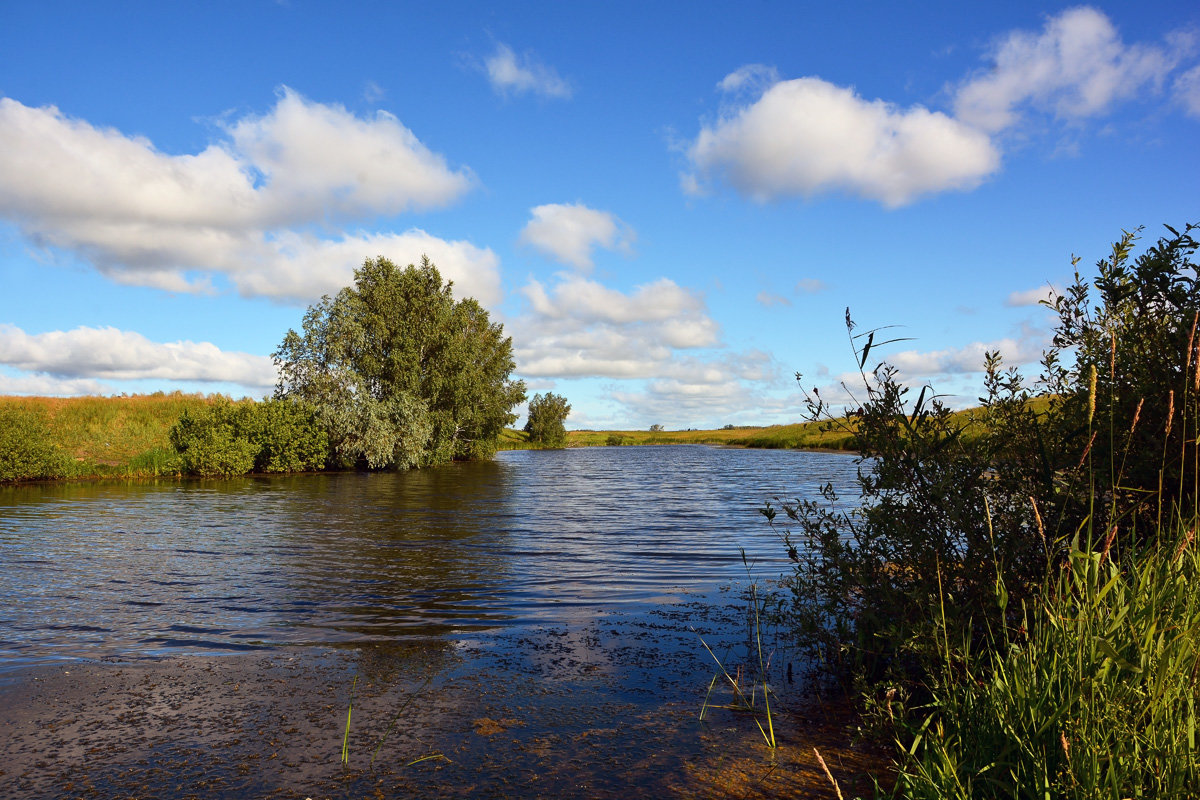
[0,446,880,798]
[0,445,859,669]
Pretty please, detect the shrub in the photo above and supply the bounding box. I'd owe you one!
[168,397,257,477]
[242,398,328,473]
[766,223,1199,689]
[168,397,329,476]
[0,407,69,482]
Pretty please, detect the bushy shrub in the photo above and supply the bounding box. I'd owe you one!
[242,398,328,473]
[767,223,1199,689]
[168,397,257,477]
[0,406,69,482]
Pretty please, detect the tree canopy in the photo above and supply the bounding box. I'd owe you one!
[524,392,571,448]
[273,256,526,469]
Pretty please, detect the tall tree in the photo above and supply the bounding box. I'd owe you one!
[273,256,526,469]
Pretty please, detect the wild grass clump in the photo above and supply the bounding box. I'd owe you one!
[896,521,1200,798]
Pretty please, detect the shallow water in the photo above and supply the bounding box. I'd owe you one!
[0,446,881,798]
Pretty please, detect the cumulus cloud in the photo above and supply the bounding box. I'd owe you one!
[0,324,276,390]
[1175,64,1200,117]
[519,203,633,270]
[0,90,498,305]
[717,64,780,94]
[795,278,828,294]
[0,370,114,397]
[231,229,502,306]
[683,9,1195,209]
[685,76,999,207]
[886,337,1044,378]
[953,7,1184,132]
[485,43,572,99]
[509,272,796,427]
[513,274,720,378]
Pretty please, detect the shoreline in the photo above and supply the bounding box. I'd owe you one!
[1,646,887,799]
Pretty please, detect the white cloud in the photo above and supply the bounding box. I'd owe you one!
[1006,283,1060,307]
[717,64,780,94]
[0,324,276,389]
[685,76,999,207]
[514,275,720,378]
[756,290,791,308]
[232,229,502,306]
[0,90,495,305]
[485,43,572,99]
[953,7,1184,133]
[519,203,633,270]
[0,370,114,397]
[1175,64,1200,117]
[795,278,828,294]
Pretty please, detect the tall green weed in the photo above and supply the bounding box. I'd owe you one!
[896,522,1200,798]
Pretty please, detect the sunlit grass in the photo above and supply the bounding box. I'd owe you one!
[0,392,222,479]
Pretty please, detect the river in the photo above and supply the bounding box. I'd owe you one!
[0,446,883,798]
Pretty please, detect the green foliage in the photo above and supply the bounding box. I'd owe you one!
[241,398,329,473]
[168,396,327,476]
[767,223,1200,691]
[168,397,258,477]
[524,392,571,448]
[0,406,69,482]
[273,256,526,469]
[896,523,1200,798]
[1045,224,1200,535]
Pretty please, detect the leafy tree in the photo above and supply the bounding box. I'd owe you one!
[273,256,526,469]
[524,392,571,448]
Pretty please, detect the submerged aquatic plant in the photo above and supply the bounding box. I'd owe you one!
[696,550,777,749]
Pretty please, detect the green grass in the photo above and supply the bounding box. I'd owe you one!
[894,520,1200,798]
[0,392,222,479]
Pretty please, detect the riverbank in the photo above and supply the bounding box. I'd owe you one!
[1,393,857,483]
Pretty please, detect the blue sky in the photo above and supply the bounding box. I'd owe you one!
[1,2,1197,429]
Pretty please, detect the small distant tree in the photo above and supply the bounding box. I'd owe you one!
[524,392,571,448]
[649,423,664,432]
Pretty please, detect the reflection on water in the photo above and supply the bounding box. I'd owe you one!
[0,446,858,669]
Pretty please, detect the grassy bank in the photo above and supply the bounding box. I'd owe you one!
[1,393,869,482]
[1,392,215,480]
